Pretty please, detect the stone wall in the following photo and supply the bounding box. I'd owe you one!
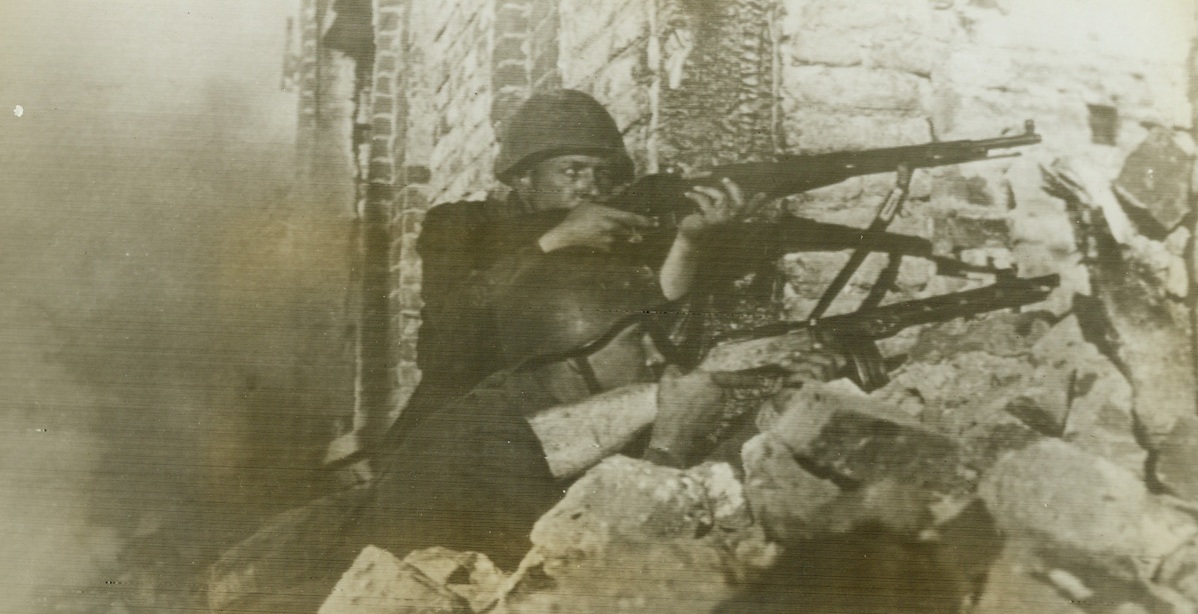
[356,0,1195,445]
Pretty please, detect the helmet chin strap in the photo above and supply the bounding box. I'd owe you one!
[568,356,604,395]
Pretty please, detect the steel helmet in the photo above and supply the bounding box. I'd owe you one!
[494,89,635,186]
[488,249,671,369]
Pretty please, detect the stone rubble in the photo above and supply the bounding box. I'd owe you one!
[319,546,468,614]
[1156,416,1198,504]
[496,456,773,613]
[316,300,1198,612]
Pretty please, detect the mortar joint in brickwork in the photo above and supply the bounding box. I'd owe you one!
[497,30,530,42]
[496,2,532,20]
[495,58,532,70]
[375,3,404,17]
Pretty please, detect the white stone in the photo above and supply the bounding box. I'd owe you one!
[979,439,1198,581]
[961,0,1192,65]
[741,433,841,541]
[319,546,467,614]
[500,456,755,613]
[785,65,929,112]
[1033,316,1145,476]
[402,547,507,613]
[787,29,864,67]
[781,109,932,154]
[942,47,1017,90]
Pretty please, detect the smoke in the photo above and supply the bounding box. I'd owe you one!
[1,2,353,611]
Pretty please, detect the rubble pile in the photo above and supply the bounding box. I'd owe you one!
[313,310,1197,613]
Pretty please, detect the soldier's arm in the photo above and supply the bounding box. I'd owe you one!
[525,383,659,479]
[659,177,768,300]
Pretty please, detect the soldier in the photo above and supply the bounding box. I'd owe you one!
[362,250,786,570]
[395,89,763,441]
[209,249,822,613]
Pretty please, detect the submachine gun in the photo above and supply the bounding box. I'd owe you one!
[608,120,1050,391]
[697,272,1059,391]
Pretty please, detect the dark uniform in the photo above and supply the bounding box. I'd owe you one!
[388,89,636,441]
[364,251,669,570]
[394,195,570,436]
[361,368,564,571]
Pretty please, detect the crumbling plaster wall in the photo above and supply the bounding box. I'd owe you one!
[365,0,1196,445]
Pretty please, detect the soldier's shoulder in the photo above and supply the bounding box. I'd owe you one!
[425,198,489,220]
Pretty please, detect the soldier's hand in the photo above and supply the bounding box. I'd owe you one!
[648,367,767,467]
[647,366,723,466]
[538,203,657,252]
[776,340,847,385]
[677,177,769,240]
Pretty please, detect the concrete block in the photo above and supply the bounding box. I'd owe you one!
[868,28,953,76]
[1087,250,1197,445]
[1113,127,1193,234]
[1157,536,1198,605]
[785,65,930,113]
[1032,316,1145,477]
[528,456,751,549]
[780,109,932,153]
[319,546,468,613]
[501,456,755,613]
[766,382,975,494]
[979,439,1198,581]
[741,432,841,541]
[961,0,1193,67]
[401,547,506,613]
[785,28,863,67]
[788,0,925,32]
[941,47,1018,89]
[1154,415,1198,503]
[396,336,418,364]
[974,544,1089,614]
[873,348,1048,456]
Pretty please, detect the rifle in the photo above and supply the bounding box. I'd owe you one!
[697,272,1060,391]
[610,121,1041,264]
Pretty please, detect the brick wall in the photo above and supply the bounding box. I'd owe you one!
[324,0,1197,454]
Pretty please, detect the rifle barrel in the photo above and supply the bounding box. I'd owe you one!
[614,120,1041,226]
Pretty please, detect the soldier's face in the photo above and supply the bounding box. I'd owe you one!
[519,154,619,211]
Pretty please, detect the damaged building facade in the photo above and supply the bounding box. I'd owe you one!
[277,0,1198,610]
